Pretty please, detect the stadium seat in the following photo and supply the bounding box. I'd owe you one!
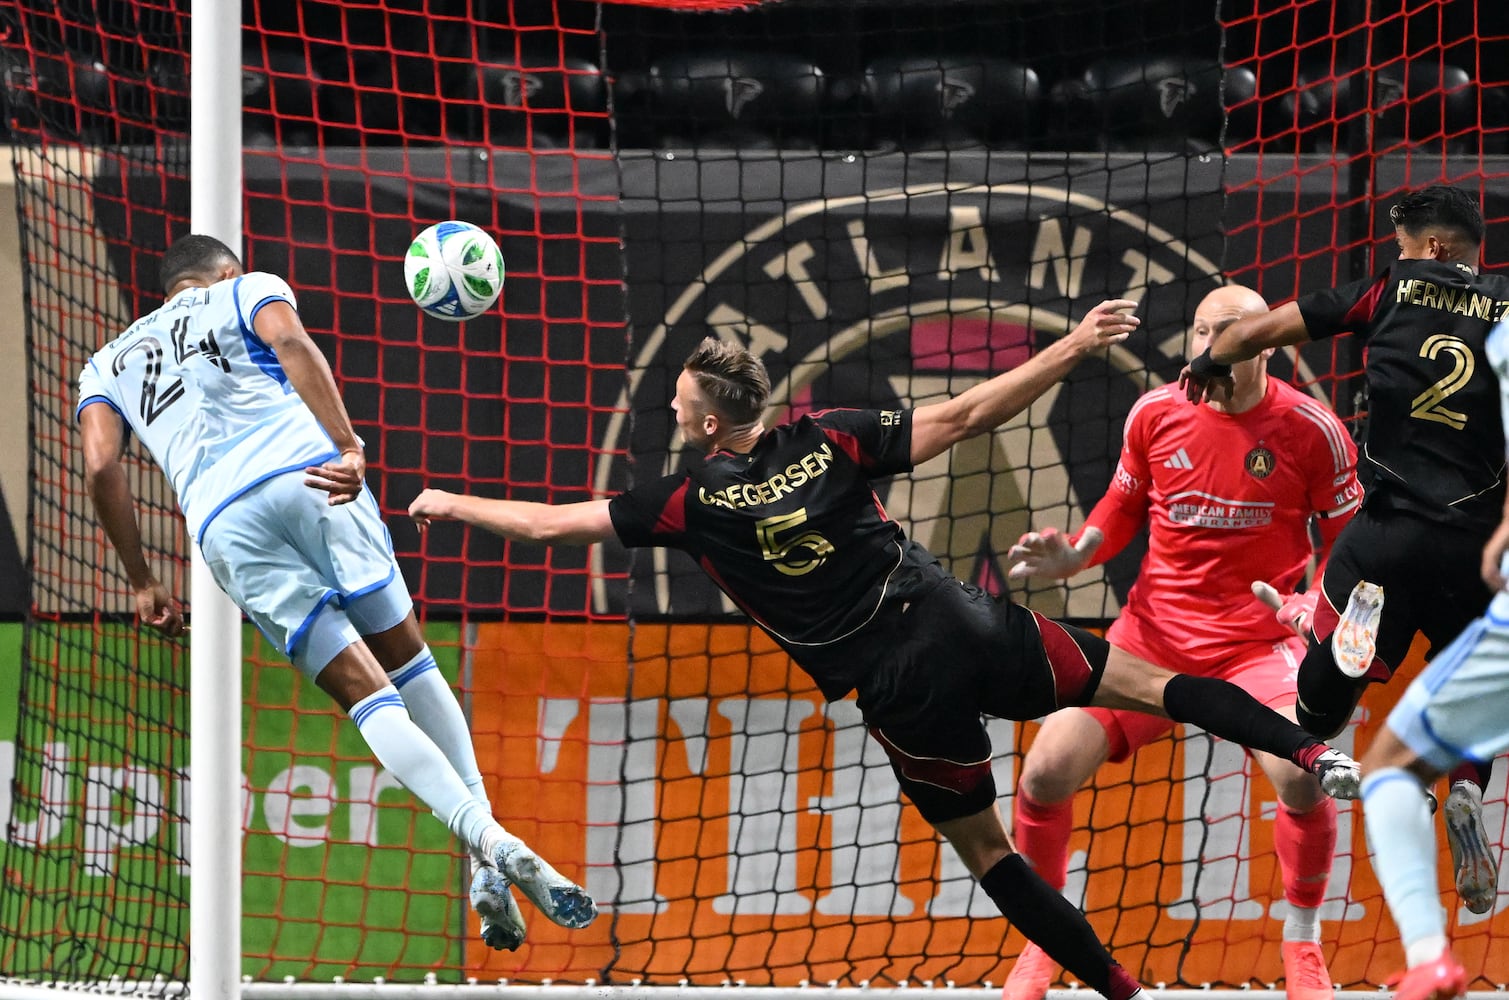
[1048,56,1225,153]
[242,42,319,148]
[313,50,448,147]
[451,54,608,150]
[861,55,1041,151]
[639,51,825,151]
[1219,61,1318,153]
[0,45,42,142]
[1300,62,1477,154]
[1372,61,1478,153]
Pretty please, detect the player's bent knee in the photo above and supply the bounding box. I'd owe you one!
[1017,712,1111,802]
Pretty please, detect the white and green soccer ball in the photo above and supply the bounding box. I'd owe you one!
[403,220,505,322]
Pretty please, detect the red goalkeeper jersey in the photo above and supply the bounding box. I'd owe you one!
[1096,378,1362,661]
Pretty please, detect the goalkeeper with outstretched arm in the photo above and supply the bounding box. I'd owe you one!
[410,308,1362,1000]
[76,234,592,953]
[1002,285,1361,1000]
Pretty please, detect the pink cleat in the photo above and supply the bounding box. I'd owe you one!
[1389,949,1467,1000]
[1281,940,1335,1000]
[1001,941,1057,1000]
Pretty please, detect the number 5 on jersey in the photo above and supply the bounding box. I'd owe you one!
[756,508,834,576]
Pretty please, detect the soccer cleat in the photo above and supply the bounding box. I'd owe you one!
[1387,948,1467,1000]
[1443,779,1500,915]
[1001,941,1056,1000]
[1281,940,1335,1000]
[470,865,527,952]
[1306,747,1362,800]
[493,837,599,929]
[1331,581,1383,678]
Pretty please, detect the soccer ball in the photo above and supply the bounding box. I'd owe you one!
[403,221,505,322]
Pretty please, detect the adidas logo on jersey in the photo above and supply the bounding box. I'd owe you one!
[1162,448,1194,470]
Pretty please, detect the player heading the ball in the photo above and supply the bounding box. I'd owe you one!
[76,233,583,952]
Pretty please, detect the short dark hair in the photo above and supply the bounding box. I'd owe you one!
[1389,185,1485,246]
[683,337,770,426]
[160,234,243,293]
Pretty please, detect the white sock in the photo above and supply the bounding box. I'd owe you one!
[349,685,497,856]
[388,646,489,804]
[1362,767,1449,962]
[1283,904,1321,943]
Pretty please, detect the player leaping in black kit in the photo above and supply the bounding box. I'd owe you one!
[1181,184,1509,916]
[411,301,1361,1000]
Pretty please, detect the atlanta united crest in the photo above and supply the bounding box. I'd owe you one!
[1245,446,1276,479]
[595,176,1232,619]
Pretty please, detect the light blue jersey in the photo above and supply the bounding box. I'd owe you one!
[76,272,339,542]
[1493,319,1509,445]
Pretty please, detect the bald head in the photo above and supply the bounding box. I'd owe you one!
[1197,284,1268,319]
[1189,284,1272,410]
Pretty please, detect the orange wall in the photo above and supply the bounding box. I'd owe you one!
[464,622,1508,988]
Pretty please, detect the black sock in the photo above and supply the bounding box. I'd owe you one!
[1163,673,1315,765]
[978,854,1142,1000]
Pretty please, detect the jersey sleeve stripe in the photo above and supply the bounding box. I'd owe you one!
[1322,495,1363,518]
[1122,386,1172,438]
[1293,400,1352,474]
[821,426,866,466]
[1341,272,1390,330]
[654,480,690,535]
[234,277,290,385]
[76,394,125,423]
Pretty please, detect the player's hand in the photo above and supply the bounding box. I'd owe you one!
[1481,520,1509,592]
[305,448,366,506]
[1066,300,1140,355]
[1178,358,1235,404]
[1251,581,1317,639]
[409,488,457,532]
[135,579,186,639]
[1006,526,1103,580]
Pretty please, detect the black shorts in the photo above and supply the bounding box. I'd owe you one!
[850,578,1109,824]
[1314,505,1491,674]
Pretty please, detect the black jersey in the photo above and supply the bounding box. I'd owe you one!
[1297,258,1509,532]
[608,408,950,700]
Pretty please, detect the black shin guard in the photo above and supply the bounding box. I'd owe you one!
[1162,673,1315,763]
[979,855,1142,1000]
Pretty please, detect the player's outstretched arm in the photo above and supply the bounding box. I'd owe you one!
[79,403,186,637]
[1180,301,1310,404]
[252,300,367,505]
[909,299,1138,466]
[410,489,616,545]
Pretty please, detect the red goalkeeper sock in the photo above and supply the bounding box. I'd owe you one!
[1013,790,1075,892]
[1275,798,1337,911]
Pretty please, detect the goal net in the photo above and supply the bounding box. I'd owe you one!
[1,0,1506,994]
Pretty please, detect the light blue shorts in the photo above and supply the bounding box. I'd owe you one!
[198,471,412,678]
[1387,587,1509,773]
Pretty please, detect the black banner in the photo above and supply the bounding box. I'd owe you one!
[54,151,1509,620]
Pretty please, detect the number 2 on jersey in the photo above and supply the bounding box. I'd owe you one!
[112,335,184,426]
[1410,333,1473,429]
[756,508,834,576]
